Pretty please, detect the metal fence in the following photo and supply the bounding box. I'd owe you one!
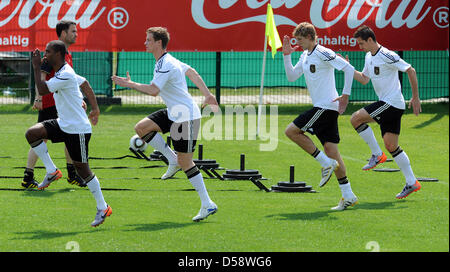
[1,50,448,105]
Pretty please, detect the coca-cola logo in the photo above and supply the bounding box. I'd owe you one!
[0,0,129,29]
[191,0,434,30]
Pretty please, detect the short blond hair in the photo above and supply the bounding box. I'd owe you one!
[146,27,170,49]
[292,22,317,41]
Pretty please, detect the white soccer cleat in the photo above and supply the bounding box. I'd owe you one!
[161,164,181,180]
[319,159,339,187]
[192,202,218,222]
[331,196,358,211]
[91,205,112,227]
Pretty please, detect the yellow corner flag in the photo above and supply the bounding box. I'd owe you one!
[265,3,282,58]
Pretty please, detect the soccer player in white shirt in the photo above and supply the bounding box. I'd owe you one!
[112,27,219,221]
[27,40,111,227]
[283,22,358,210]
[349,25,421,199]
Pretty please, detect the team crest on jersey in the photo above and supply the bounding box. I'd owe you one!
[310,64,316,73]
[374,66,380,75]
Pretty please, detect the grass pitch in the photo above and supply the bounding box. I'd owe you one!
[0,103,448,252]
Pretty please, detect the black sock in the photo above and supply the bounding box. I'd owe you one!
[23,168,34,182]
[337,176,349,185]
[67,163,76,179]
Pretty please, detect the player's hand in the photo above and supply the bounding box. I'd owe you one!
[282,35,299,56]
[111,71,131,88]
[336,52,350,62]
[333,94,349,114]
[88,108,100,125]
[408,96,421,116]
[81,100,87,111]
[31,49,42,69]
[32,98,42,111]
[202,94,219,113]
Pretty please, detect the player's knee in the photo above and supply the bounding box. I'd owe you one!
[384,141,398,153]
[323,145,337,159]
[284,125,297,139]
[350,112,361,128]
[25,127,42,144]
[134,122,146,137]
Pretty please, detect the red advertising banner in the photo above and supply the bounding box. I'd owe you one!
[0,0,448,52]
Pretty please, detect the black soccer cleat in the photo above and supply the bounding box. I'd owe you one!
[21,180,39,190]
[67,174,87,187]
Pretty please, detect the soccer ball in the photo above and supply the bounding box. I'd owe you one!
[129,134,147,152]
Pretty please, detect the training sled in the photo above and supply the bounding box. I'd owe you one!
[193,144,224,180]
[271,165,316,193]
[223,154,263,181]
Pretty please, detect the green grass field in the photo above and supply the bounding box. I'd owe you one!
[0,103,448,252]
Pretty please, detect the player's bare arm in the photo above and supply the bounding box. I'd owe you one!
[79,80,100,125]
[185,68,219,112]
[353,70,370,85]
[32,72,47,110]
[111,71,160,96]
[31,49,51,96]
[333,61,354,114]
[406,66,421,116]
[333,94,350,115]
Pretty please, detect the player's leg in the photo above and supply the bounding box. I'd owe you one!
[74,162,111,227]
[351,103,387,170]
[285,123,317,154]
[25,121,62,189]
[173,119,217,222]
[64,146,83,187]
[136,110,178,174]
[67,133,111,227]
[323,142,358,210]
[22,106,57,189]
[22,147,39,189]
[285,108,336,172]
[383,132,421,199]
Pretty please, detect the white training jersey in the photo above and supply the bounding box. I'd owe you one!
[151,53,202,123]
[362,46,411,110]
[289,44,350,111]
[45,63,91,134]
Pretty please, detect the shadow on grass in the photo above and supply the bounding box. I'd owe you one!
[413,113,445,129]
[12,228,104,240]
[123,221,199,232]
[18,188,74,198]
[266,201,409,221]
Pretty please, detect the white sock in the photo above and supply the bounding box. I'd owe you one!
[87,176,108,210]
[338,176,355,199]
[32,141,57,173]
[339,183,355,199]
[358,126,383,156]
[314,150,332,168]
[392,150,416,185]
[186,167,212,207]
[149,133,177,165]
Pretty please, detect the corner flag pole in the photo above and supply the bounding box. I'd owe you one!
[257,3,282,138]
[257,35,268,138]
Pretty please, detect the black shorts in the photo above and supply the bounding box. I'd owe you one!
[42,119,91,163]
[38,106,58,123]
[364,101,404,136]
[147,109,200,153]
[293,107,340,145]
